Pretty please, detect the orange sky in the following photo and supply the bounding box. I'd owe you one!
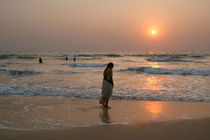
[0,0,210,51]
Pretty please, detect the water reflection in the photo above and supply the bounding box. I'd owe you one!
[142,76,165,91]
[99,107,111,123]
[145,101,165,117]
[150,62,160,68]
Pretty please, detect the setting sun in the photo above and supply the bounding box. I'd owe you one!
[151,29,157,35]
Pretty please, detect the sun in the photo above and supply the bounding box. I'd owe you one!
[151,29,157,35]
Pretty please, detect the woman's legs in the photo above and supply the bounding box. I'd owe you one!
[105,99,109,107]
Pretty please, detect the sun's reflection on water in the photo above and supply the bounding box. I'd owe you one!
[142,76,165,91]
[144,101,165,117]
[150,62,160,68]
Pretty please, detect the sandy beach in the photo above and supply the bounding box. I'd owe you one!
[1,0,210,139]
[1,118,210,140]
[0,95,210,140]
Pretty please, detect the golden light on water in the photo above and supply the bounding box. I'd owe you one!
[142,76,165,91]
[145,102,164,115]
[150,62,160,68]
[152,65,160,68]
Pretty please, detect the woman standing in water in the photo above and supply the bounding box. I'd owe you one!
[99,63,114,108]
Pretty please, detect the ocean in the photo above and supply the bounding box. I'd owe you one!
[0,51,210,102]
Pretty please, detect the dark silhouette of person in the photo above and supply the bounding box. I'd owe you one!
[65,56,68,61]
[73,56,76,61]
[39,57,42,63]
[99,63,114,108]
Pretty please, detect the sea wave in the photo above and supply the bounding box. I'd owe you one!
[16,55,37,59]
[66,53,122,57]
[147,57,175,62]
[119,67,210,76]
[0,68,41,76]
[0,84,101,99]
[0,84,209,102]
[146,56,203,63]
[128,53,208,59]
[0,54,37,60]
[57,56,101,61]
[1,53,208,60]
[52,70,81,74]
[0,54,17,59]
[69,63,106,67]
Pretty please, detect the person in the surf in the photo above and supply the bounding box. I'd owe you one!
[73,56,76,61]
[99,63,114,108]
[39,57,42,63]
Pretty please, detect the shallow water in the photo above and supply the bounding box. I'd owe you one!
[0,51,210,102]
[1,95,210,130]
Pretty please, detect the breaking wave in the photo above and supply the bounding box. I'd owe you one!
[66,53,122,57]
[0,84,209,102]
[0,68,41,76]
[147,57,180,62]
[128,53,208,59]
[119,67,210,76]
[0,54,37,60]
[0,54,16,59]
[146,57,203,63]
[69,63,106,67]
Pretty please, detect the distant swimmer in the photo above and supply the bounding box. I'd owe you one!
[99,63,114,108]
[73,56,76,61]
[39,57,42,63]
[65,56,68,61]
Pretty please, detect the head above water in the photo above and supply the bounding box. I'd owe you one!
[106,62,114,69]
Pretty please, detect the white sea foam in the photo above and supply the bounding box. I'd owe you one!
[0,68,41,76]
[0,83,209,102]
[120,67,210,76]
[147,57,173,62]
[69,63,106,67]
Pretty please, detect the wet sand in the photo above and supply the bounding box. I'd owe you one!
[0,118,210,140]
[0,95,210,139]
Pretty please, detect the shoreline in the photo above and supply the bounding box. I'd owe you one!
[0,95,210,139]
[1,118,210,140]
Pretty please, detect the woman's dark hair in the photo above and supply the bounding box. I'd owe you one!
[107,62,114,68]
